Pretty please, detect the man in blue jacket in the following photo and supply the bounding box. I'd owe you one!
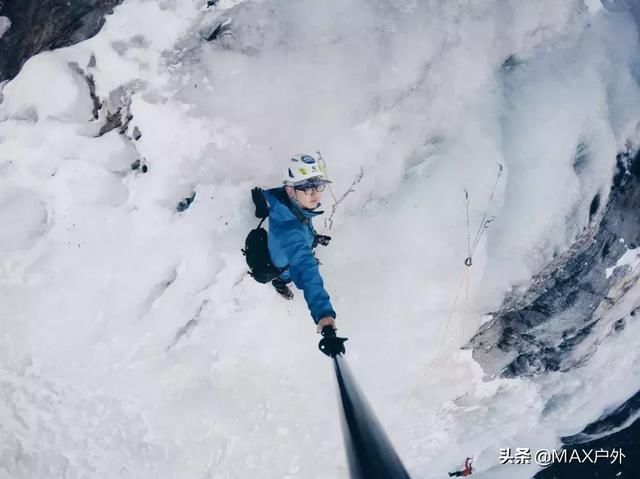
[262,153,337,333]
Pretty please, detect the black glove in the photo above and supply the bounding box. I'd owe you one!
[313,234,332,248]
[318,325,348,357]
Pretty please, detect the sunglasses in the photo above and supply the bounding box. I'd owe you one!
[294,184,326,195]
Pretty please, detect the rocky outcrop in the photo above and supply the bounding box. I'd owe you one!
[0,0,123,83]
[469,151,640,378]
[534,390,640,478]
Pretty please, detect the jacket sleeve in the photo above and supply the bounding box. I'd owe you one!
[274,219,336,323]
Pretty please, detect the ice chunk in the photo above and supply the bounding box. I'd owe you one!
[0,52,91,122]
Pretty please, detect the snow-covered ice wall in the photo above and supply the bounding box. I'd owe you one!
[1,0,640,478]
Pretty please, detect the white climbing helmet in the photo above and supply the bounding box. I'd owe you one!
[282,153,332,186]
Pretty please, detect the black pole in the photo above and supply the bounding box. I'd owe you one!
[333,355,412,479]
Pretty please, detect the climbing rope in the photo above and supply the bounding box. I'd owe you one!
[466,162,503,263]
[457,254,472,362]
[397,263,471,419]
[396,162,504,419]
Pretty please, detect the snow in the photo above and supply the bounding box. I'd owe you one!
[0,189,48,253]
[1,0,640,478]
[0,16,9,39]
[585,0,604,14]
[0,52,93,123]
[605,247,640,279]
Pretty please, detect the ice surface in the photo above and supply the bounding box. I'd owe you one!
[1,0,640,478]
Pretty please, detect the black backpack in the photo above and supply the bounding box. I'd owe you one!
[242,188,286,283]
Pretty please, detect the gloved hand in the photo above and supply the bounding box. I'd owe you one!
[316,316,335,332]
[313,234,332,248]
[318,324,348,357]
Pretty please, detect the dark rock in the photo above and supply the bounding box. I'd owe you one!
[68,61,101,119]
[573,142,589,175]
[132,125,141,140]
[588,193,600,223]
[202,18,231,42]
[501,54,525,71]
[97,107,123,137]
[119,112,133,134]
[568,389,640,443]
[96,85,139,137]
[130,159,148,173]
[0,0,124,83]
[86,73,101,119]
[535,390,640,479]
[469,150,640,377]
[612,317,625,332]
[176,192,196,212]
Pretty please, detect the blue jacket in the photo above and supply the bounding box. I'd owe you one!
[262,187,336,323]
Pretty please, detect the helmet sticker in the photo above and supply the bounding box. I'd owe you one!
[301,155,316,164]
[298,167,308,175]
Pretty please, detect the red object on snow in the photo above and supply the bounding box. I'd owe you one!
[463,458,473,476]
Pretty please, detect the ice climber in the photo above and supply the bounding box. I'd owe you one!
[448,458,473,477]
[242,153,337,334]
